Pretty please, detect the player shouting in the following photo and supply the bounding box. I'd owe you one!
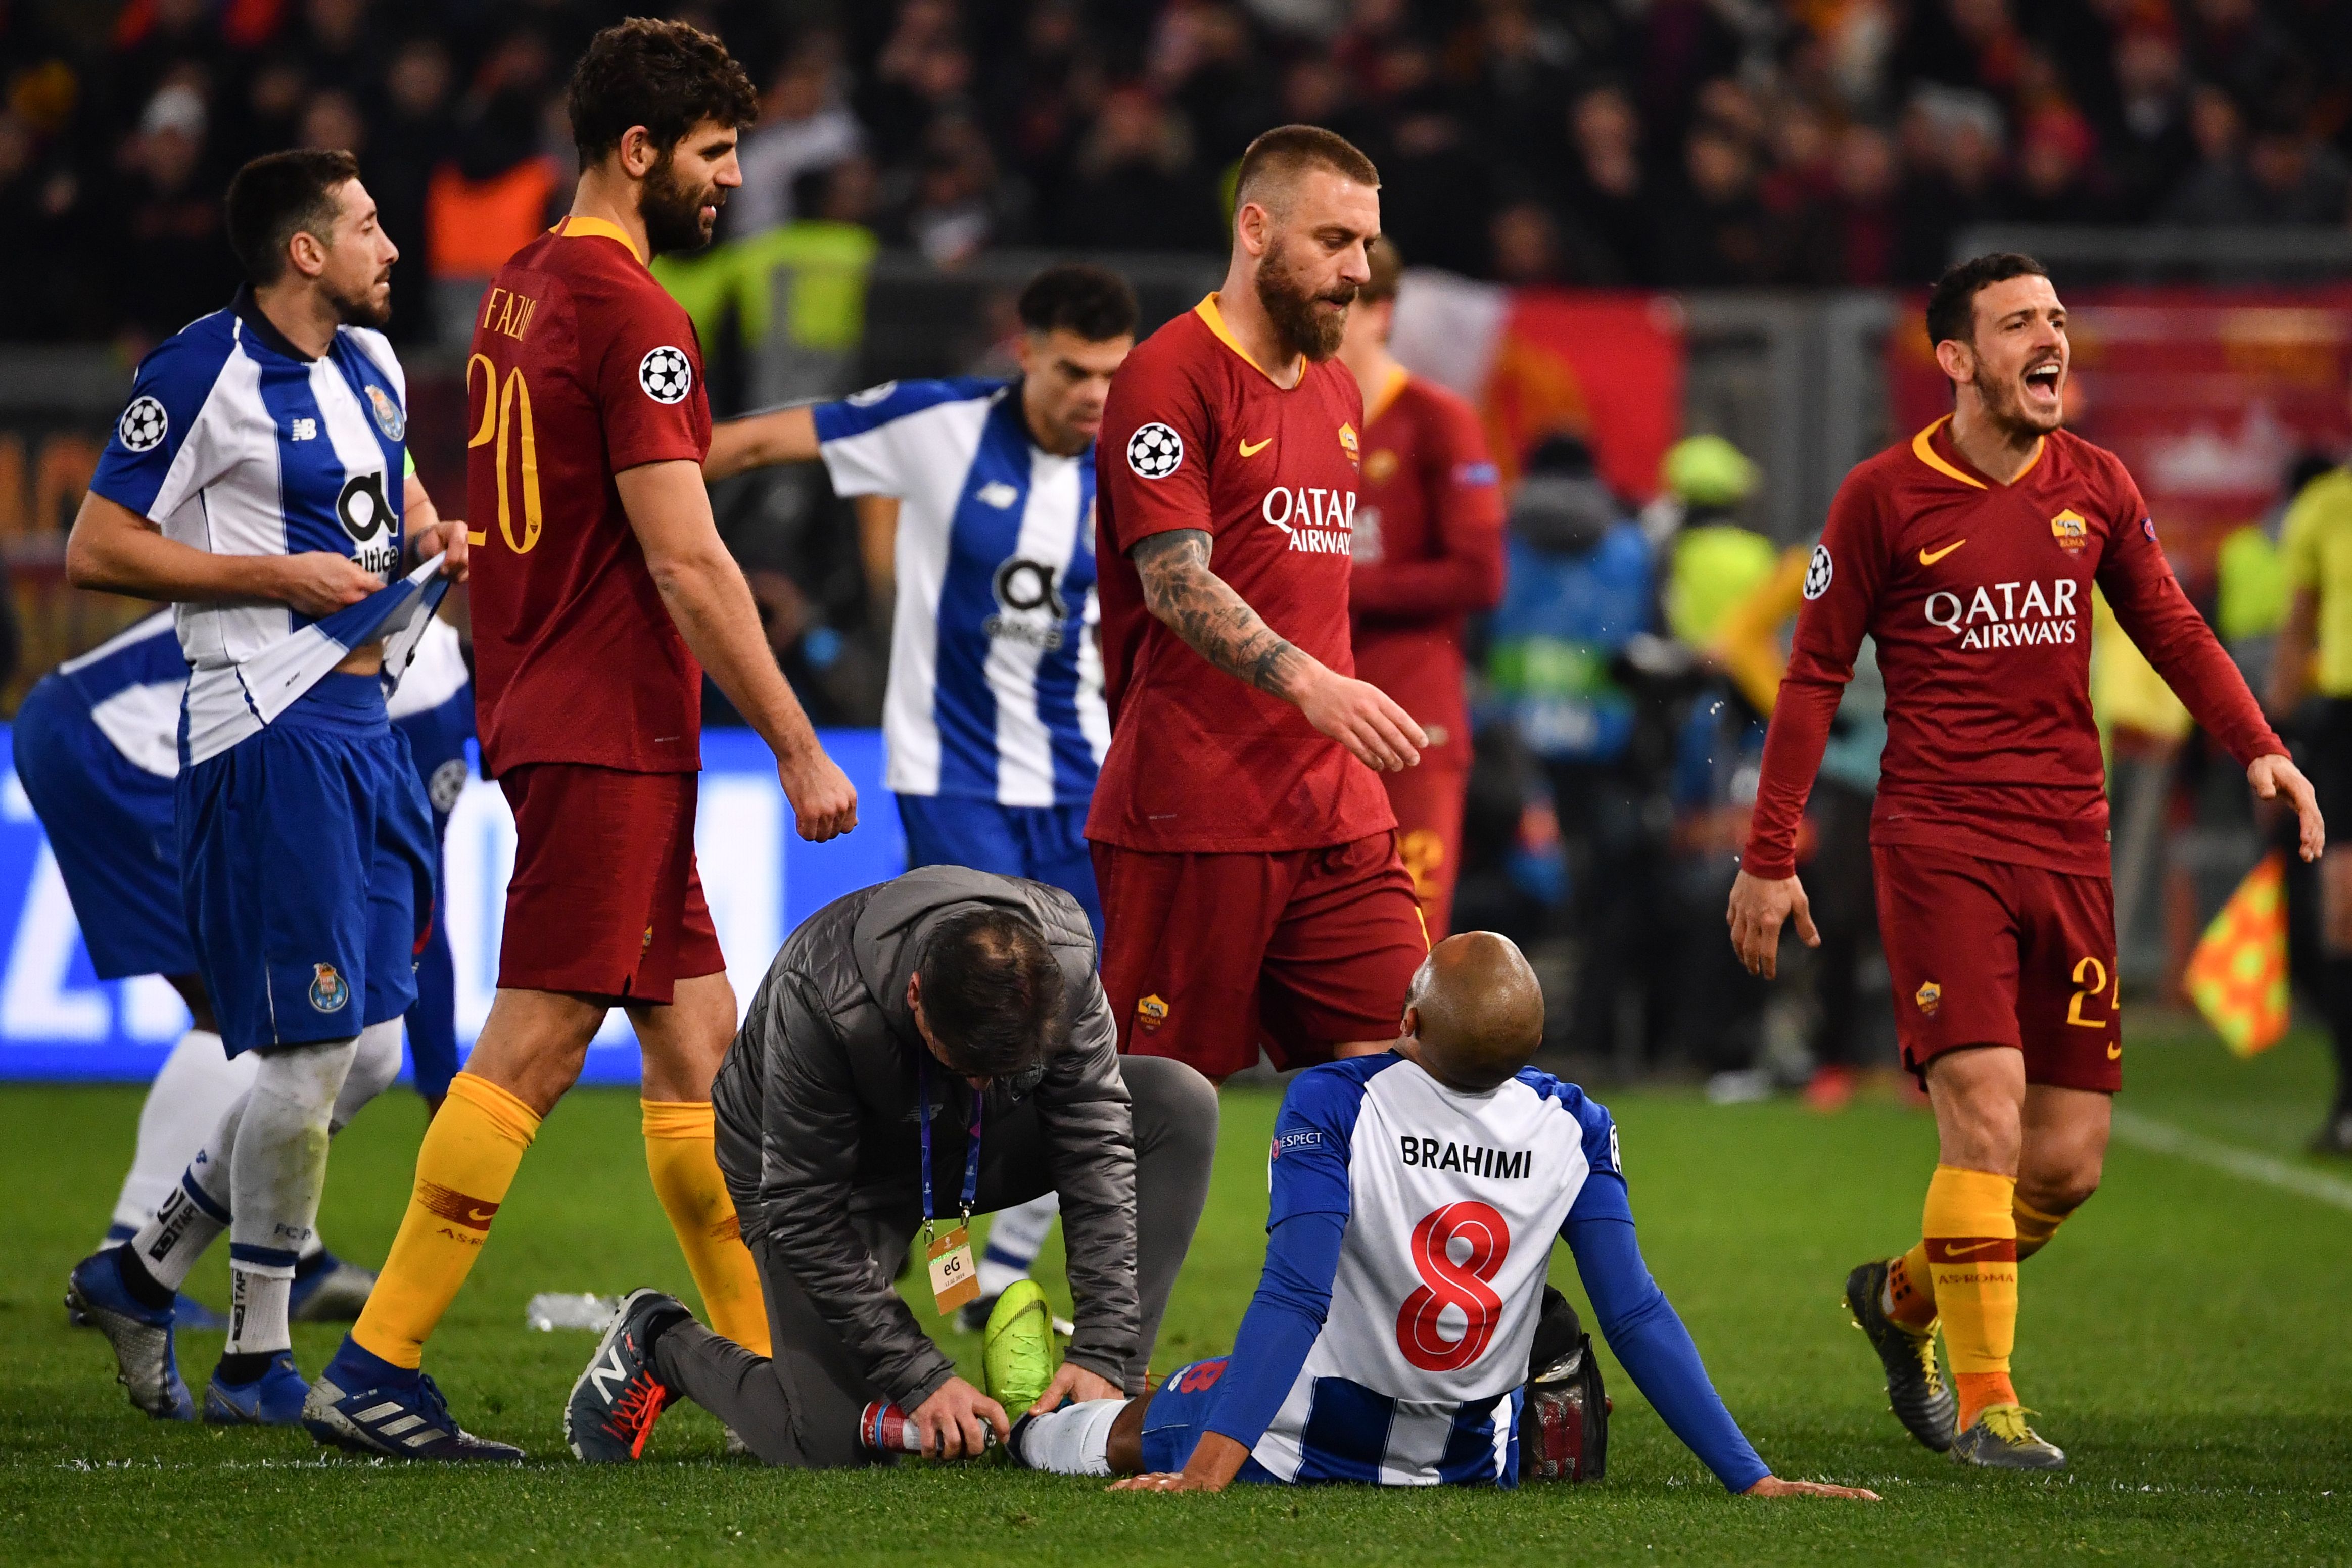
[63,149,464,1426]
[1092,125,1428,1083]
[1727,253,2323,1469]
[1335,237,1506,937]
[1007,932,1874,1502]
[308,20,856,1460]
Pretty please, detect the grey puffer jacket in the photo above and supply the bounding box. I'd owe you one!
[710,866,1136,1410]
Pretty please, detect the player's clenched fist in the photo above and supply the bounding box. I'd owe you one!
[1726,868,1820,980]
[270,550,382,618]
[1298,667,1425,772]
[778,751,858,842]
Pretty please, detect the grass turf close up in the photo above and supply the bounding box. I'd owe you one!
[2,1020,2348,1565]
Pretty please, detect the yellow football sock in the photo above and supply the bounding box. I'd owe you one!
[642,1100,770,1360]
[2012,1195,2069,1261]
[1886,1240,1937,1330]
[351,1072,539,1369]
[1923,1163,2020,1428]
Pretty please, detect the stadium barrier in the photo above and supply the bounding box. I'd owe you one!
[0,727,907,1084]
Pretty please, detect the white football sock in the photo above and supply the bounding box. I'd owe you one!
[107,1029,252,1238]
[126,1092,243,1291]
[1012,1397,1125,1475]
[226,1268,293,1357]
[978,1193,1061,1297]
[224,1036,358,1357]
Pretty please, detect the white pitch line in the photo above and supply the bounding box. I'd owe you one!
[2109,1109,2352,1214]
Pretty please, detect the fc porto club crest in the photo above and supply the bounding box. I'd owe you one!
[1338,421,1360,469]
[2050,508,2089,554]
[1914,980,1942,1018]
[309,963,350,1013]
[365,383,406,441]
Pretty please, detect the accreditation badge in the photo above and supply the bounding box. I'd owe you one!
[926,1224,979,1315]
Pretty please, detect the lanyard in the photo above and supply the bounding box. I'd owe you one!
[916,1055,983,1233]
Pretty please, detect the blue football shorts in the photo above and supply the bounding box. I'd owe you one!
[1137,1358,1279,1483]
[12,673,195,980]
[177,672,436,1055]
[895,793,1103,944]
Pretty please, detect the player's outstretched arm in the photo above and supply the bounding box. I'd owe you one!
[1129,528,1425,771]
[616,458,857,841]
[702,404,820,483]
[66,490,378,617]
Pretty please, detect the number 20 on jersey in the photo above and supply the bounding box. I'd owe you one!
[467,354,541,554]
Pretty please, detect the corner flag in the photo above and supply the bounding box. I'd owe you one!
[2185,851,2290,1058]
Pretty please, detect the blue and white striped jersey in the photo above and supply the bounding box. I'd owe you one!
[1230,1055,1621,1486]
[87,289,443,766]
[42,610,471,781]
[814,378,1108,806]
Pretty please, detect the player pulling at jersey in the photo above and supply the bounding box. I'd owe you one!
[307,21,856,1460]
[1334,237,1505,937]
[1004,931,1871,1500]
[1728,253,2323,1470]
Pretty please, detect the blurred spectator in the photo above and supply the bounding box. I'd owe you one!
[369,38,453,345]
[2104,28,2196,222]
[1488,201,1563,287]
[2005,106,2104,225]
[115,80,239,346]
[1550,85,1652,285]
[1152,0,1276,170]
[1655,125,1775,288]
[1788,122,1899,287]
[887,117,1021,266]
[733,43,864,237]
[2166,95,2352,226]
[1052,85,1213,252]
[1895,87,2003,281]
[424,30,563,342]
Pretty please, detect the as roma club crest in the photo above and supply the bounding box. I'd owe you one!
[309,963,350,1013]
[1338,422,1359,470]
[1914,980,1942,1018]
[1135,994,1169,1033]
[2049,508,2089,554]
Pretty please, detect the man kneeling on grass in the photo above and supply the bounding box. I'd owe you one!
[1010,932,1877,1498]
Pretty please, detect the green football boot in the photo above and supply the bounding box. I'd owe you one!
[982,1279,1058,1417]
[1950,1404,2066,1470]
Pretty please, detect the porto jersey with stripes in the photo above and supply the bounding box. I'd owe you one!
[816,378,1107,806]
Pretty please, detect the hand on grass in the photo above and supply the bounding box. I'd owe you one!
[1744,1475,1880,1500]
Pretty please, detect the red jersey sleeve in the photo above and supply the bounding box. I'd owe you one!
[1350,391,1507,622]
[1099,346,1218,552]
[2094,463,2284,768]
[592,281,710,473]
[1741,468,1885,880]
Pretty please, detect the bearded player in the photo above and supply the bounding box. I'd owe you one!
[1092,125,1427,1085]
[308,21,857,1459]
[1727,253,2323,1470]
[1335,237,1504,936]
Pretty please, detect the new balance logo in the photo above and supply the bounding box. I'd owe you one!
[587,1343,630,1404]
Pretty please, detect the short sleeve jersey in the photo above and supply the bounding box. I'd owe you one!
[1089,295,1395,852]
[465,216,712,776]
[2281,467,2352,697]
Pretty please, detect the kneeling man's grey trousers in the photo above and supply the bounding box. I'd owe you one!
[652,1054,1218,1467]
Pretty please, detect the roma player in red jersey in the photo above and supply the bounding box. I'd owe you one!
[1336,237,1505,936]
[1728,253,2323,1471]
[1092,125,1428,1083]
[311,21,856,1459]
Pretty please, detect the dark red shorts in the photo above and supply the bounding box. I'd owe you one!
[497,763,724,1004]
[1382,756,1469,940]
[1872,842,2121,1093]
[1091,832,1429,1080]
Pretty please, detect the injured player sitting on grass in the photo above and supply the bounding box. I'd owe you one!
[1008,933,1877,1497]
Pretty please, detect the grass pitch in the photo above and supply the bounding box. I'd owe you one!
[4,1020,2349,1565]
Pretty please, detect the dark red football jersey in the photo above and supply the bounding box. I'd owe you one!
[1089,294,1396,853]
[1743,417,2283,881]
[1348,368,1506,753]
[466,215,711,776]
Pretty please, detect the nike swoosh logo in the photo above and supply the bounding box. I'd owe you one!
[1941,1238,2004,1256]
[1919,539,1966,565]
[2106,1042,2122,1060]
[1239,437,1272,457]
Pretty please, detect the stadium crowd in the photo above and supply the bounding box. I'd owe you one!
[4,0,2352,347]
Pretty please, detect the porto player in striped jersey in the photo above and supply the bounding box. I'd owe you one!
[1336,238,1505,936]
[310,21,856,1460]
[1727,254,2323,1469]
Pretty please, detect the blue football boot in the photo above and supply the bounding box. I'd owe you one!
[204,1350,310,1425]
[287,1249,375,1322]
[64,1247,194,1421]
[303,1335,525,1462]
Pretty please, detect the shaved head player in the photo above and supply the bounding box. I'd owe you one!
[1091,124,1430,1083]
[308,20,857,1459]
[1728,253,2323,1470]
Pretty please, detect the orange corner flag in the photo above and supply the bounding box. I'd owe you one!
[2185,851,2290,1058]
